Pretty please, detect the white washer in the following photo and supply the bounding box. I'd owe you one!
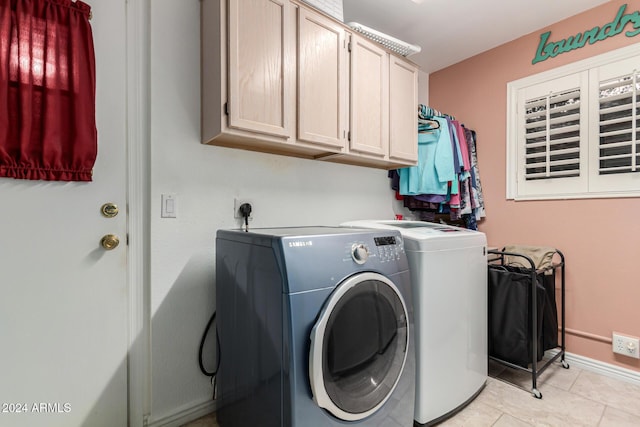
[341,220,487,426]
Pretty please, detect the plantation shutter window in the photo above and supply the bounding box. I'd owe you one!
[507,46,640,199]
[512,71,588,199]
[524,88,581,181]
[597,72,639,176]
[587,55,640,194]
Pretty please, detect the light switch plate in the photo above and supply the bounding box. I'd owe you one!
[161,193,177,218]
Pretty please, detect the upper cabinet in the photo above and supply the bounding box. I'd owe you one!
[332,32,418,168]
[202,0,418,169]
[389,55,419,163]
[349,35,389,157]
[202,0,327,158]
[227,0,291,138]
[297,7,348,149]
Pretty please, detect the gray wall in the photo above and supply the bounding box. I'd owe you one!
[148,0,413,422]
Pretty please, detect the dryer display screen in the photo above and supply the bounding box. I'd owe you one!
[374,236,397,246]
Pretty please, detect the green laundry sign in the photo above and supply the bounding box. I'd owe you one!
[532,4,640,64]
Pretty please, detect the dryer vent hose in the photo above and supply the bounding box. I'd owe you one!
[199,311,221,398]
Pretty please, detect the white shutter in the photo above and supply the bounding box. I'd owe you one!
[588,55,640,194]
[514,72,589,199]
[597,72,639,175]
[524,88,581,180]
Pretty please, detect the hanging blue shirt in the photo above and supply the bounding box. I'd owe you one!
[398,121,455,196]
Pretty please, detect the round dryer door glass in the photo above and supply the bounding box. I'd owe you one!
[309,272,409,421]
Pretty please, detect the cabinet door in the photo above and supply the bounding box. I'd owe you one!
[228,0,292,138]
[389,56,418,162]
[297,7,346,148]
[349,34,389,157]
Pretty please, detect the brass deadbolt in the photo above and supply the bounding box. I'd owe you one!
[101,203,119,218]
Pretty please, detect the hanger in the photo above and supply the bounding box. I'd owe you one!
[418,104,443,120]
[418,118,440,133]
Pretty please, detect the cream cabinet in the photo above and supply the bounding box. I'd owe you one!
[297,7,348,149]
[389,55,419,163]
[349,34,389,157]
[202,0,336,158]
[227,0,291,138]
[331,31,418,168]
[202,0,418,168]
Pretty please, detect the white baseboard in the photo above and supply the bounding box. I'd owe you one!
[549,350,640,386]
[146,398,217,427]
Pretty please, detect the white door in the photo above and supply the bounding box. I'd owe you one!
[0,2,129,427]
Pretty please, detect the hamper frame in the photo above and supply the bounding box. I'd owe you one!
[487,248,568,399]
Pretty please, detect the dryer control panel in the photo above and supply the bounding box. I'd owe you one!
[375,235,404,263]
[344,235,404,264]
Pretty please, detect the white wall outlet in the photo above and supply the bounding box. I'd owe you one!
[612,332,640,359]
[233,198,253,219]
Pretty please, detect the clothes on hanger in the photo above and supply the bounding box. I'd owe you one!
[395,105,486,229]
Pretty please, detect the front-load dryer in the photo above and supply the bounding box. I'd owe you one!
[341,220,487,426]
[215,227,415,426]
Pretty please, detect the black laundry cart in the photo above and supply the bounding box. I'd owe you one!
[487,247,568,399]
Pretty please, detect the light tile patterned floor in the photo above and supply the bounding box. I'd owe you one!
[182,361,640,426]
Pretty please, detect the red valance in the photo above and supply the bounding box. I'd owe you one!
[0,0,96,181]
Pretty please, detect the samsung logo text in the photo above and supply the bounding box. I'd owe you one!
[289,241,313,247]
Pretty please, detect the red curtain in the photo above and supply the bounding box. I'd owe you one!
[0,0,96,181]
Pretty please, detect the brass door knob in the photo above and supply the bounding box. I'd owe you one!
[101,234,120,250]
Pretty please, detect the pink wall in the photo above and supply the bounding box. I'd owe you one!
[430,0,640,371]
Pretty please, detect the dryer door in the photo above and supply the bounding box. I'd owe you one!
[309,272,409,421]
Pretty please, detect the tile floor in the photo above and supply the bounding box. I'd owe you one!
[182,360,640,427]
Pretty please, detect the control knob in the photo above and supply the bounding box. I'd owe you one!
[351,243,369,264]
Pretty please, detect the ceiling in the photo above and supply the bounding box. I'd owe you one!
[342,0,611,73]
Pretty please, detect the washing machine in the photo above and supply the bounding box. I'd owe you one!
[341,220,487,426]
[215,226,415,427]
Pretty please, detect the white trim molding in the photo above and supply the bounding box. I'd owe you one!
[127,0,152,426]
[549,349,640,387]
[146,399,217,427]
